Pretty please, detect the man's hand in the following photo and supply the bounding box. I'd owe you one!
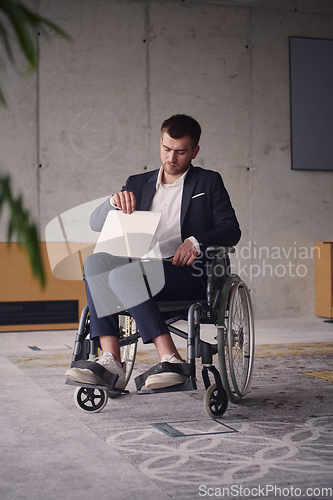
[172,239,198,266]
[111,191,136,214]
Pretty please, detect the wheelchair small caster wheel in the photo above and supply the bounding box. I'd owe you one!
[74,387,108,413]
[203,383,228,419]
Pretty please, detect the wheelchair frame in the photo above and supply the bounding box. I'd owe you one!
[66,246,255,418]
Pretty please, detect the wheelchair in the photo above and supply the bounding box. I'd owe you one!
[66,246,255,419]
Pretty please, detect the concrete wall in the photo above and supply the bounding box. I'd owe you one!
[1,0,333,319]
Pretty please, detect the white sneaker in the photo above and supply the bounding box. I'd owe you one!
[66,352,126,389]
[144,353,187,390]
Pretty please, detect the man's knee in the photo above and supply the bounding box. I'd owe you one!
[108,261,150,309]
[83,253,96,277]
[84,253,129,278]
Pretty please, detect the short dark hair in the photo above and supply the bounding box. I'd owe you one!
[161,114,201,148]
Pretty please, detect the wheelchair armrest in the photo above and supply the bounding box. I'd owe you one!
[206,246,234,310]
[206,246,235,257]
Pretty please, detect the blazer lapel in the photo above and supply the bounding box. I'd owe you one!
[181,165,197,226]
[139,170,159,211]
[139,166,197,224]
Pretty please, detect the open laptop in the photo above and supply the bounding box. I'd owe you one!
[93,210,162,259]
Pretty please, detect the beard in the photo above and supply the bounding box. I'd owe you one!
[162,161,190,177]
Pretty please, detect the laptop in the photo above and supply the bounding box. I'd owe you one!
[93,210,162,259]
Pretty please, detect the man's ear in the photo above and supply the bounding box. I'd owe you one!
[192,145,200,159]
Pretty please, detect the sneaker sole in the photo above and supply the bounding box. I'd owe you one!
[145,373,187,390]
[66,368,105,385]
[66,368,126,390]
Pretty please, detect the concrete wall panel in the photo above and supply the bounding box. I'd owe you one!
[2,0,333,319]
[148,2,252,244]
[0,51,38,240]
[248,8,333,317]
[38,0,147,232]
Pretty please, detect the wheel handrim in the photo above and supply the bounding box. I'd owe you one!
[119,316,138,385]
[227,281,254,397]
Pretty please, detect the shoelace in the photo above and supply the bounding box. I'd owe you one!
[98,354,115,365]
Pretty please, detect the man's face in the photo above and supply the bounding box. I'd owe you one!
[160,132,199,179]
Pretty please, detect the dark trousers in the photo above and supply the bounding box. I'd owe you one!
[84,253,206,344]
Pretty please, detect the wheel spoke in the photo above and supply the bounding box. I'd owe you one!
[75,387,108,413]
[228,283,254,396]
[218,278,254,403]
[118,316,138,385]
[204,383,228,418]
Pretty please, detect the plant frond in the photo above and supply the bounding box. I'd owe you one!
[0,175,45,287]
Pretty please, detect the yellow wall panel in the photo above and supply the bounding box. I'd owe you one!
[0,243,87,332]
[315,241,333,318]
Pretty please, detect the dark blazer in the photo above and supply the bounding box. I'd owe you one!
[90,165,241,255]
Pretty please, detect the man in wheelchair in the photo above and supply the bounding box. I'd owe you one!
[66,114,241,392]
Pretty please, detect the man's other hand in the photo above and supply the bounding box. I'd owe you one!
[111,191,136,214]
[172,239,198,266]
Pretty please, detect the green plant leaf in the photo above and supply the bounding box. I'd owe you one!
[1,0,37,69]
[0,175,45,287]
[0,0,72,101]
[0,0,72,284]
[0,21,15,63]
[0,86,6,106]
[19,4,73,43]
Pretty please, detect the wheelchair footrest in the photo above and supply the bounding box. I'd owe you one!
[69,360,119,388]
[137,378,197,394]
[135,361,196,393]
[65,377,129,395]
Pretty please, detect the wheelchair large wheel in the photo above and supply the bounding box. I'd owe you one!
[217,276,255,404]
[108,315,138,399]
[119,315,138,383]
